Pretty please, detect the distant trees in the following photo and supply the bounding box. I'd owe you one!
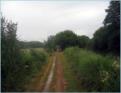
[45,1,120,56]
[92,27,108,52]
[18,41,44,48]
[55,30,78,50]
[45,30,90,51]
[92,1,120,55]
[45,35,56,52]
[77,35,90,48]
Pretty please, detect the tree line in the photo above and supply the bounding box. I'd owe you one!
[18,41,44,48]
[45,1,120,56]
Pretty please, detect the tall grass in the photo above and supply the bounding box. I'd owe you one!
[7,48,48,91]
[64,47,120,92]
[20,48,48,79]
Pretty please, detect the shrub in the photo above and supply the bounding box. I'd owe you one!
[20,49,48,78]
[10,48,48,91]
[64,47,119,92]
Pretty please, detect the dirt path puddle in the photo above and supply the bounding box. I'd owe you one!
[43,56,56,92]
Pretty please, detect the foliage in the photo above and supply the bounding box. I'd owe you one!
[77,35,90,48]
[61,53,80,92]
[45,30,90,51]
[92,27,108,52]
[20,49,48,79]
[1,17,48,92]
[18,41,44,49]
[104,1,120,26]
[55,30,78,50]
[45,35,56,53]
[64,47,120,92]
[1,17,22,91]
[92,1,120,55]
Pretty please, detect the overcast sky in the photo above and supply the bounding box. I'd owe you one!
[1,0,110,42]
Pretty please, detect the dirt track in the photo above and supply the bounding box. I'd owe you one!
[43,56,56,92]
[55,52,65,92]
[25,52,65,92]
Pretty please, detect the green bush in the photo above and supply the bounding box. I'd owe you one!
[20,49,48,78]
[3,48,48,91]
[64,47,119,92]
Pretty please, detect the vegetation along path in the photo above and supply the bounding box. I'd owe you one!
[25,53,54,92]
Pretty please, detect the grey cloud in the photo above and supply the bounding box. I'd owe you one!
[1,0,110,42]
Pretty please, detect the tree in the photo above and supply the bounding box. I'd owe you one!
[92,27,108,52]
[45,35,56,52]
[104,1,120,26]
[104,1,120,55]
[92,1,120,55]
[77,35,90,48]
[55,30,78,50]
[18,41,44,48]
[45,30,91,51]
[1,17,22,91]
